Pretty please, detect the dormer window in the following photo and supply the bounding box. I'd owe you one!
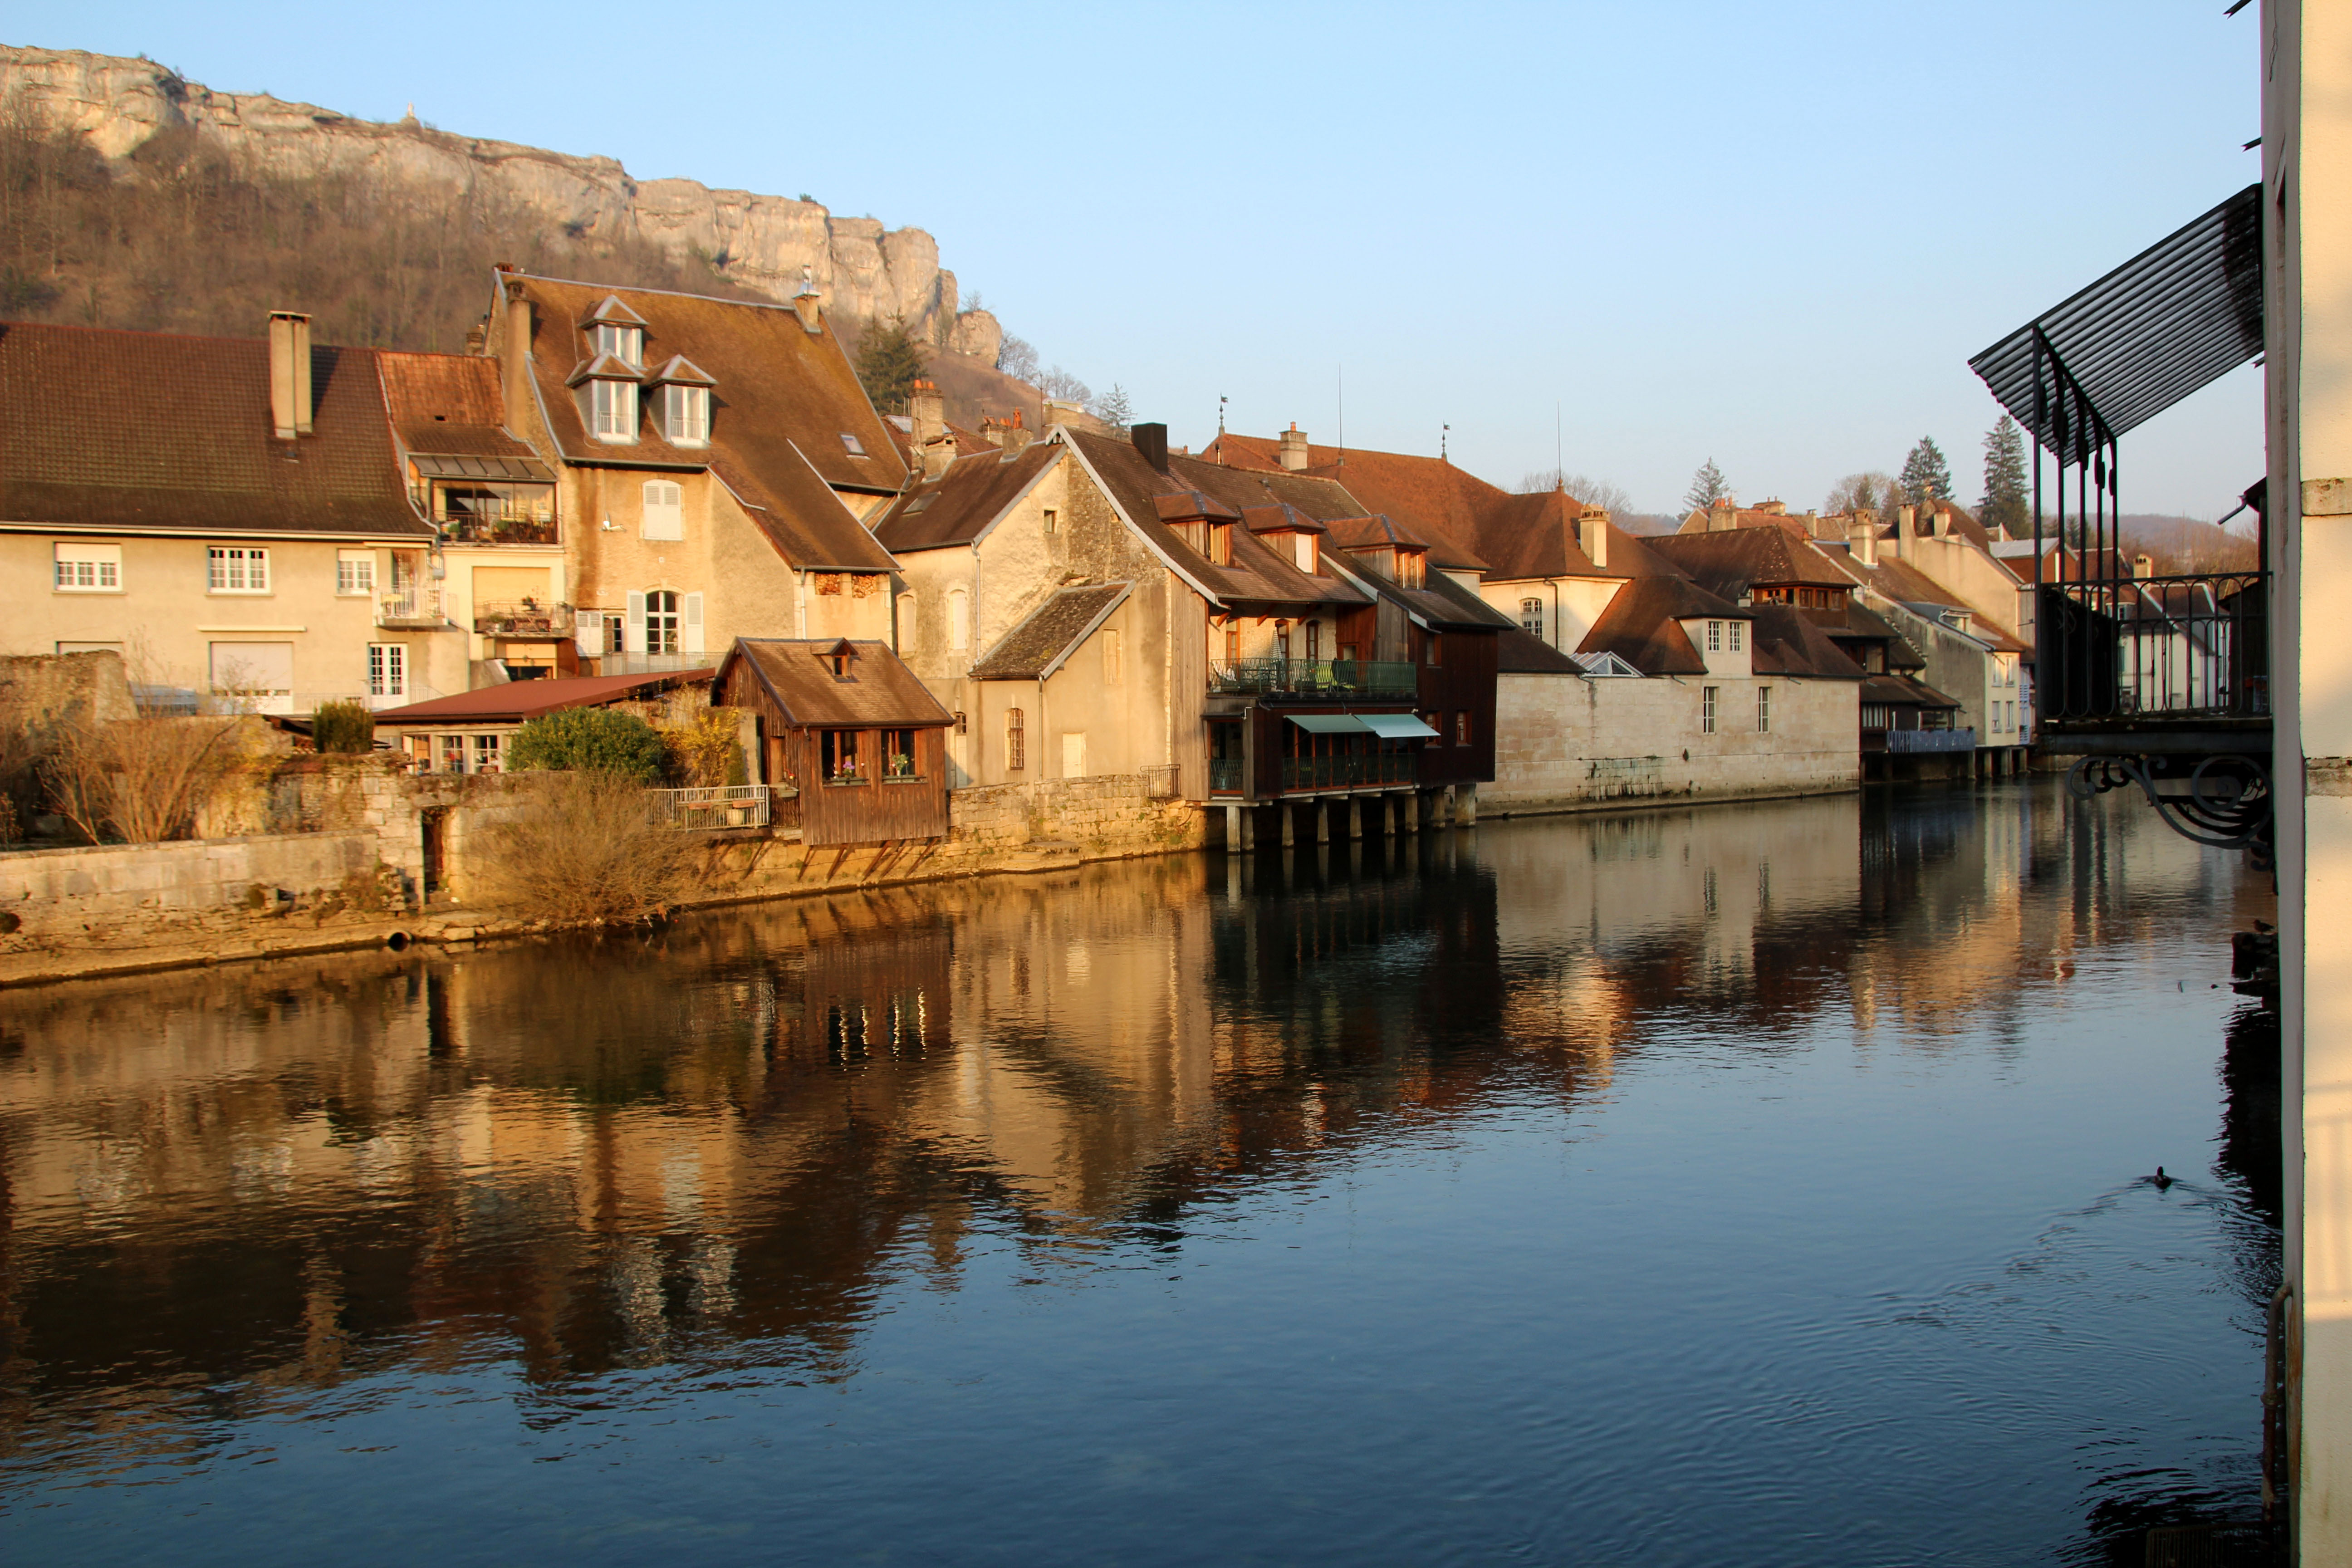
[820,637,859,681]
[591,323,643,366]
[1397,549,1426,588]
[1280,533,1318,573]
[661,384,710,445]
[1209,523,1233,566]
[589,377,637,442]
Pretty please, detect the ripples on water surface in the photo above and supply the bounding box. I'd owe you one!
[0,783,2278,1565]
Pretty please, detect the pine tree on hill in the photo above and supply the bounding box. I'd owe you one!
[1898,436,1952,507]
[1979,414,2030,538]
[1683,457,1728,513]
[854,315,928,413]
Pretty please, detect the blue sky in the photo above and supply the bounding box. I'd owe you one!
[38,2,2263,518]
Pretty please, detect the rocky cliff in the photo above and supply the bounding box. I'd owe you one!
[0,43,1002,363]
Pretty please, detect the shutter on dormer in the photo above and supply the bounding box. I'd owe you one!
[681,592,706,654]
[625,591,647,653]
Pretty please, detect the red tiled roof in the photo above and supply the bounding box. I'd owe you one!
[377,351,544,465]
[717,639,953,728]
[872,443,1063,552]
[1646,528,1856,596]
[1575,576,1742,676]
[372,668,713,725]
[0,320,433,539]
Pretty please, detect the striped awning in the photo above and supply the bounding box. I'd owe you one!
[1968,185,2262,466]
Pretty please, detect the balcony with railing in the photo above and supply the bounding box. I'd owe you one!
[1209,658,1419,701]
[1209,758,1245,794]
[474,600,575,638]
[376,587,446,628]
[1886,727,1980,755]
[2037,571,2269,751]
[646,784,771,830]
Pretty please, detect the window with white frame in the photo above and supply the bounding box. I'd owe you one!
[1728,621,1744,652]
[208,546,270,593]
[1519,598,1543,639]
[368,642,407,699]
[590,378,638,441]
[646,589,680,655]
[642,480,685,540]
[591,323,643,366]
[1701,685,1719,734]
[1756,685,1772,733]
[337,549,376,596]
[53,542,121,592]
[1706,620,1723,653]
[661,384,710,445]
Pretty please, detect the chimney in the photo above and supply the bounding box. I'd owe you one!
[1043,397,1088,429]
[1849,516,1878,568]
[1707,495,1735,532]
[1577,507,1609,570]
[792,274,823,334]
[503,293,534,425]
[1896,504,1916,558]
[463,320,487,355]
[1278,422,1310,471]
[1132,421,1171,474]
[1932,504,1952,539]
[268,311,313,440]
[2135,553,2155,579]
[910,379,950,476]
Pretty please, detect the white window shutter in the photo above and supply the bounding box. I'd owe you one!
[575,613,602,657]
[625,591,648,653]
[681,592,706,654]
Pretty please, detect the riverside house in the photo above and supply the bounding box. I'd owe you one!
[476,269,908,674]
[713,637,953,847]
[0,313,461,712]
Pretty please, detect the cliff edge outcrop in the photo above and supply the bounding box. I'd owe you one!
[0,43,1002,362]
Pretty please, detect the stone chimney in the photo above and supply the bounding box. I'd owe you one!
[1578,507,1609,570]
[1707,495,1736,532]
[1849,516,1878,568]
[1895,505,1916,558]
[1278,423,1311,472]
[792,269,823,334]
[2135,553,2155,579]
[1932,504,1952,539]
[502,290,534,428]
[1043,397,1088,429]
[909,379,951,476]
[268,311,313,440]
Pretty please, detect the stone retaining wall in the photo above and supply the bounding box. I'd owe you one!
[0,832,384,942]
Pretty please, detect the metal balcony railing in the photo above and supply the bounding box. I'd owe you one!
[440,512,559,546]
[646,785,770,830]
[2038,572,2269,730]
[1210,658,1419,700]
[376,588,444,627]
[1209,759,1245,794]
[474,600,574,637]
[1279,751,1419,792]
[1886,728,1979,755]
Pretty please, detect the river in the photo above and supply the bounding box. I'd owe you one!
[0,781,2279,1565]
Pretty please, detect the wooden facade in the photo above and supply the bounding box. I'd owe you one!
[715,639,953,848]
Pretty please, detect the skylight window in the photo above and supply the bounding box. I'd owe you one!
[839,432,867,456]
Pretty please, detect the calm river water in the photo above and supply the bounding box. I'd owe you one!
[0,782,2278,1566]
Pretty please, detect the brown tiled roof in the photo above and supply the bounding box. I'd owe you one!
[968,583,1131,680]
[1469,489,1671,581]
[0,320,433,539]
[708,451,896,573]
[1239,501,1328,536]
[1496,626,1583,674]
[373,667,712,725]
[1321,512,1433,551]
[1064,431,1370,613]
[718,638,953,727]
[1830,599,1928,671]
[1172,457,1493,567]
[1575,576,1742,676]
[1647,528,1855,597]
[508,274,903,569]
[1198,431,1504,570]
[377,351,545,466]
[1862,672,1963,710]
[872,443,1061,552]
[1153,489,1243,523]
[1328,542,1515,632]
[1747,604,1864,680]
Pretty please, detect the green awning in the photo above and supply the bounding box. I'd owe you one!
[1286,714,1370,733]
[1358,712,1440,739]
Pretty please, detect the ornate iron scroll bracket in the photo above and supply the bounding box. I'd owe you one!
[2065,752,2274,868]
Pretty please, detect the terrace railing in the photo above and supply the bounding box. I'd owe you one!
[474,600,574,637]
[1886,728,1979,755]
[1279,750,1419,792]
[646,785,771,830]
[1209,759,1245,794]
[441,511,559,546]
[2038,572,2269,732]
[1210,659,1419,701]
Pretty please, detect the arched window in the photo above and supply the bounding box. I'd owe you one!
[646,590,680,655]
[1005,707,1025,771]
[897,591,918,650]
[1520,598,1544,639]
[948,588,970,651]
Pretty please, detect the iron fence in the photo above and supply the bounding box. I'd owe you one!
[2038,572,2269,724]
[1210,658,1419,700]
[1885,728,1979,755]
[646,784,771,830]
[1209,759,1245,794]
[1141,763,1181,799]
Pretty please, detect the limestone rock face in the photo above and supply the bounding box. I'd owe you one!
[0,44,1000,349]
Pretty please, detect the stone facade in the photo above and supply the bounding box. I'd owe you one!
[1484,671,1860,814]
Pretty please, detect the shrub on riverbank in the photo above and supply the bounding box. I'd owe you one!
[476,772,687,925]
[44,716,235,843]
[312,700,375,755]
[509,709,666,784]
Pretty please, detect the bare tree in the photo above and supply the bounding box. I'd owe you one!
[1037,365,1092,405]
[475,772,691,926]
[44,715,235,843]
[1825,471,1897,515]
[996,335,1039,383]
[1519,470,1636,514]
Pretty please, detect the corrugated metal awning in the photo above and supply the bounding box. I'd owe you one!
[1968,185,2262,465]
[411,453,555,482]
[1358,712,1440,739]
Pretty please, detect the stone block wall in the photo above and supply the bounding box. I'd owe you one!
[947,774,1203,857]
[0,831,383,943]
[1486,672,1861,815]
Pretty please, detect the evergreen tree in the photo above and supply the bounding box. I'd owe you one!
[1683,457,1728,513]
[1898,436,1951,507]
[854,314,927,413]
[1978,414,2030,538]
[1092,383,1133,433]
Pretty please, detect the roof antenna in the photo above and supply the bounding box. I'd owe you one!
[1337,365,1344,470]
[1441,422,1450,461]
[1217,393,1228,464]
[1556,401,1564,489]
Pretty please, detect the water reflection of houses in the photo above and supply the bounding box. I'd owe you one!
[0,789,2252,1460]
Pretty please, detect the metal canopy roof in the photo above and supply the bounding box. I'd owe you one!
[1359,712,1440,739]
[1968,184,2262,466]
[410,453,555,483]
